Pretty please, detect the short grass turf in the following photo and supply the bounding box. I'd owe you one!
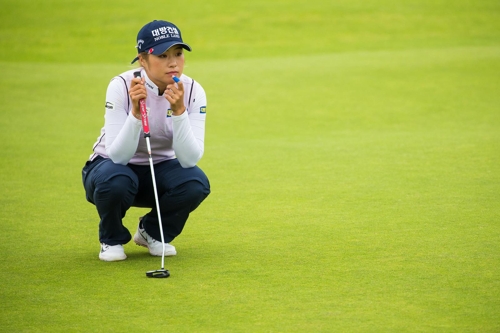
[1,0,499,332]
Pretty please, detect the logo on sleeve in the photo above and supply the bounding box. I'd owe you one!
[200,106,206,114]
[105,102,114,110]
[166,109,172,117]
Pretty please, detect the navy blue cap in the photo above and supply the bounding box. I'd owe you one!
[131,20,191,64]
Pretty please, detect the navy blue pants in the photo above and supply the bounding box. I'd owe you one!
[82,156,210,245]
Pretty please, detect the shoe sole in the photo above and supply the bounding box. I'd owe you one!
[99,254,127,262]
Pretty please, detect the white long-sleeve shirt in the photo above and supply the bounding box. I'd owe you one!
[90,68,207,168]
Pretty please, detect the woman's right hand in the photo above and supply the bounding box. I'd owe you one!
[129,77,147,120]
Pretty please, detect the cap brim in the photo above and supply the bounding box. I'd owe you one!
[152,41,192,55]
[131,42,191,64]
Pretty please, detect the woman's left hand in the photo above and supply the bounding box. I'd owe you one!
[165,79,185,116]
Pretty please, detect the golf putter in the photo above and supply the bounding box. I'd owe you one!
[134,71,170,279]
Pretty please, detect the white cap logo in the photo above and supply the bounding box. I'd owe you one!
[136,39,144,50]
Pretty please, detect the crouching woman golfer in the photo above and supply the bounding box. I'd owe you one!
[82,20,210,261]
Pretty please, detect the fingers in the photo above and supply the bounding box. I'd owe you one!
[165,78,185,115]
[166,78,183,95]
[130,76,142,88]
[129,78,147,119]
[165,78,183,99]
[165,87,182,103]
[174,78,184,92]
[130,77,147,101]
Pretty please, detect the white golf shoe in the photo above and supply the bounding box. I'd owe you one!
[133,221,177,257]
[99,243,127,261]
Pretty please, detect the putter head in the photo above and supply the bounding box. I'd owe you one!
[146,269,170,278]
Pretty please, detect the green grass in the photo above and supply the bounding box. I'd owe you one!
[1,0,499,332]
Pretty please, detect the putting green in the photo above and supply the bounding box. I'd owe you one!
[0,0,499,331]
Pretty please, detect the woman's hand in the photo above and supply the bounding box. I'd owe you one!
[165,79,186,116]
[129,77,147,120]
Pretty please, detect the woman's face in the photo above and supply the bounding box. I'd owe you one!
[140,46,185,90]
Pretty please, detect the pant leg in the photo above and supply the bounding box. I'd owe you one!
[131,159,210,243]
[82,158,139,245]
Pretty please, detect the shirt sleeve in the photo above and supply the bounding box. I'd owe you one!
[104,78,142,165]
[172,83,207,168]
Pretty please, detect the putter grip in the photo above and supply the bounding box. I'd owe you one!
[133,71,150,137]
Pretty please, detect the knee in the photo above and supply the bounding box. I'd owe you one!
[179,180,210,206]
[94,175,138,203]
